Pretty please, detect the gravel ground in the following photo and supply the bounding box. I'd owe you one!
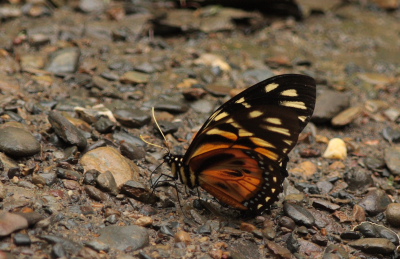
[1,0,400,258]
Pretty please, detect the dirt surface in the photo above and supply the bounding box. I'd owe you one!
[1,0,400,258]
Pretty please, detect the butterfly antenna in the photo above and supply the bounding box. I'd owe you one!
[151,107,172,153]
[140,134,168,151]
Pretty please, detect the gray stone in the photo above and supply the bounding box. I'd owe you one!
[97,225,149,251]
[96,171,119,196]
[386,203,400,228]
[46,47,80,73]
[312,90,350,123]
[385,146,400,175]
[348,238,395,255]
[0,127,41,157]
[358,189,391,216]
[113,109,150,128]
[283,203,315,227]
[48,111,87,150]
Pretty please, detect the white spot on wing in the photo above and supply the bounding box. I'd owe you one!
[214,112,229,121]
[298,116,307,122]
[265,118,282,125]
[236,97,245,103]
[265,126,291,136]
[283,139,293,146]
[281,89,298,97]
[241,102,251,108]
[249,110,263,118]
[281,101,307,110]
[239,129,253,137]
[265,83,279,92]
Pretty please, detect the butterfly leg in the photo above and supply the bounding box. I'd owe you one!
[151,173,175,189]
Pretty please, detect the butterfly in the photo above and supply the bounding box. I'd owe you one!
[162,74,316,215]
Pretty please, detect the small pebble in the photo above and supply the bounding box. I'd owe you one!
[0,126,41,157]
[194,53,231,71]
[311,233,328,246]
[348,238,395,254]
[323,244,349,259]
[113,109,150,128]
[364,157,386,171]
[46,47,80,73]
[382,126,400,143]
[84,185,108,202]
[96,171,119,196]
[0,211,29,237]
[386,203,400,227]
[13,233,31,246]
[316,181,333,194]
[83,169,101,186]
[385,146,400,175]
[120,180,158,204]
[190,99,216,114]
[197,223,212,235]
[62,180,80,190]
[135,216,153,227]
[358,189,391,216]
[56,168,82,181]
[93,117,115,133]
[120,142,146,160]
[80,146,137,187]
[119,71,150,84]
[331,106,362,127]
[299,148,321,158]
[48,111,87,150]
[240,222,257,233]
[352,204,367,222]
[383,108,400,121]
[279,216,296,230]
[289,161,317,180]
[84,240,110,252]
[312,199,340,212]
[175,230,192,244]
[357,72,393,84]
[204,84,231,97]
[283,203,315,227]
[113,131,145,147]
[312,90,350,123]
[97,226,149,251]
[340,231,363,240]
[344,169,373,192]
[323,138,347,160]
[286,233,299,253]
[154,100,189,113]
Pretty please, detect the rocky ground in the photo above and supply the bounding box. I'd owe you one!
[1,0,400,258]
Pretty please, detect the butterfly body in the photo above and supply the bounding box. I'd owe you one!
[163,74,316,214]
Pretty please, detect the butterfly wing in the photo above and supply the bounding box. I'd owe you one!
[183,74,316,213]
[189,148,288,211]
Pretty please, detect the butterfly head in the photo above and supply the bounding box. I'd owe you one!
[163,154,184,178]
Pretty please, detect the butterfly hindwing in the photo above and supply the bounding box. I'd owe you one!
[189,148,288,212]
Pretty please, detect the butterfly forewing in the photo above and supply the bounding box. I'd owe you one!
[166,74,316,214]
[184,74,316,163]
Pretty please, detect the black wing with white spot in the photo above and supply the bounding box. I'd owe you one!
[184,74,316,164]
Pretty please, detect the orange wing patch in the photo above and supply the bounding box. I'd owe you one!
[189,149,265,210]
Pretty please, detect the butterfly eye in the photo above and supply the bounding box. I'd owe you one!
[162,74,316,215]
